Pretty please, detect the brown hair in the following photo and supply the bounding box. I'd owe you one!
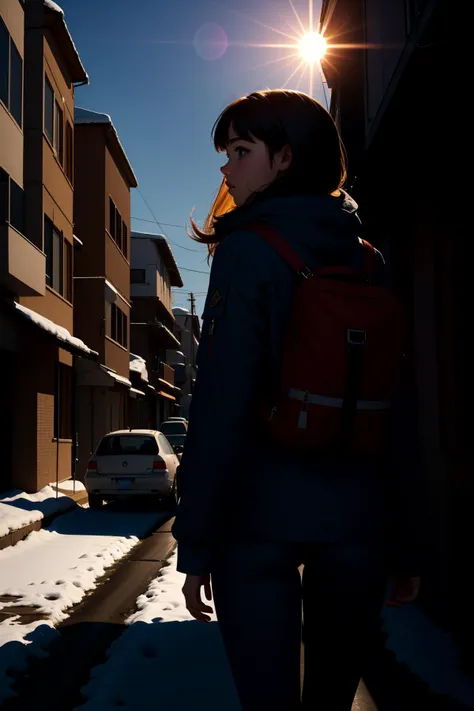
[190,89,347,258]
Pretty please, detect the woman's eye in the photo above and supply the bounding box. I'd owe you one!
[234,147,248,159]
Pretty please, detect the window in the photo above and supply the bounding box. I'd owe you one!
[54,100,63,164]
[44,77,54,143]
[54,363,72,440]
[0,20,22,128]
[131,269,146,284]
[122,221,128,258]
[158,433,175,456]
[96,434,158,456]
[9,178,24,234]
[65,122,73,181]
[108,302,128,347]
[109,197,116,240]
[0,168,8,223]
[9,41,22,126]
[108,197,127,257]
[44,215,66,297]
[64,239,72,303]
[116,209,122,250]
[0,169,25,235]
[0,21,7,107]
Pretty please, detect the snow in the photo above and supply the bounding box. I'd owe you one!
[76,549,241,710]
[13,302,94,356]
[100,365,132,389]
[129,353,149,382]
[173,307,190,315]
[0,505,167,703]
[43,0,64,14]
[0,485,75,539]
[75,107,112,125]
[49,479,86,493]
[73,234,83,247]
[383,603,474,708]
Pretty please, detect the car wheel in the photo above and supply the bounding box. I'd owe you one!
[88,493,103,509]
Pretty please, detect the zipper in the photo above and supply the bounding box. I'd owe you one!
[208,318,216,357]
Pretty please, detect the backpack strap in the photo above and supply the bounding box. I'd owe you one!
[246,222,310,276]
[248,222,377,281]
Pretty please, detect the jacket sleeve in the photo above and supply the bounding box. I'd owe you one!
[172,232,272,575]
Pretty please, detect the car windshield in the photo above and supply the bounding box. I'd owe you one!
[164,434,187,446]
[160,422,186,434]
[96,435,158,456]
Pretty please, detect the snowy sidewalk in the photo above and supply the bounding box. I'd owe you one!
[76,549,241,711]
[0,503,168,703]
[0,485,78,542]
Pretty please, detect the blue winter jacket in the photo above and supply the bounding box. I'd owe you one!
[172,191,423,576]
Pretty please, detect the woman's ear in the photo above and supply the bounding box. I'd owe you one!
[276,144,292,173]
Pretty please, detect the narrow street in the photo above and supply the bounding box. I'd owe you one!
[0,500,379,711]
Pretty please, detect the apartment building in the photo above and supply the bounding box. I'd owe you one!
[129,231,183,426]
[73,107,138,480]
[1,0,96,494]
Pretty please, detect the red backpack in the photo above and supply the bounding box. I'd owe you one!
[249,222,406,455]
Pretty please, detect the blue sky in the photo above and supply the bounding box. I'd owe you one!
[59,0,325,315]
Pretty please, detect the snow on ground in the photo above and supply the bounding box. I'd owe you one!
[76,549,241,711]
[0,504,167,704]
[49,479,86,493]
[0,485,75,538]
[382,604,474,708]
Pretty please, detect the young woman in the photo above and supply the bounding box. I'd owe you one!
[172,90,421,710]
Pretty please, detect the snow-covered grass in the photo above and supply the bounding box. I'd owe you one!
[382,604,474,708]
[0,485,75,539]
[0,504,167,704]
[76,549,241,711]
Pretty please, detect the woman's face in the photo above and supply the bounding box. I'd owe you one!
[220,124,291,207]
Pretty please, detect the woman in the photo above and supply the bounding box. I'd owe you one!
[172,90,422,710]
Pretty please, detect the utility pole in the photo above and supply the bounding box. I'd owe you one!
[188,292,196,394]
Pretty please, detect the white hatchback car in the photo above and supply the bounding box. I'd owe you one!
[85,429,180,509]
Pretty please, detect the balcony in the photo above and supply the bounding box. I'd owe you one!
[159,361,175,387]
[0,224,46,296]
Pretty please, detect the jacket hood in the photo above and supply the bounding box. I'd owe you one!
[215,190,362,261]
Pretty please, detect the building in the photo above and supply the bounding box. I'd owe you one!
[73,107,137,481]
[320,0,470,678]
[167,305,201,419]
[129,231,183,426]
[1,0,97,494]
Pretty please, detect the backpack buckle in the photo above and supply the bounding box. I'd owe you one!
[298,266,313,279]
[347,329,366,345]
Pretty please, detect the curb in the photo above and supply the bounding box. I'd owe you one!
[0,490,88,552]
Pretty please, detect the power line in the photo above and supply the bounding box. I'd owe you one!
[132,216,186,229]
[178,266,210,274]
[135,189,203,253]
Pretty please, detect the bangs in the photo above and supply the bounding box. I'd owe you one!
[212,94,288,152]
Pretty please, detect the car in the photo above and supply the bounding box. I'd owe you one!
[159,420,188,453]
[85,429,180,510]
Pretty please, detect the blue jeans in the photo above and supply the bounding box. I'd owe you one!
[211,541,387,711]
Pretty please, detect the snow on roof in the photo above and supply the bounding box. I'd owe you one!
[74,107,111,125]
[44,0,64,14]
[73,234,83,247]
[129,354,149,382]
[13,302,95,357]
[173,307,189,315]
[74,107,138,188]
[131,231,183,288]
[43,1,88,84]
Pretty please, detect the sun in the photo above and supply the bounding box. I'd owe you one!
[299,32,327,63]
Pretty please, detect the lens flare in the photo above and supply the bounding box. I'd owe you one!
[299,32,327,63]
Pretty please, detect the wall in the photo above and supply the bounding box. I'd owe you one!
[105,145,130,299]
[0,0,24,185]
